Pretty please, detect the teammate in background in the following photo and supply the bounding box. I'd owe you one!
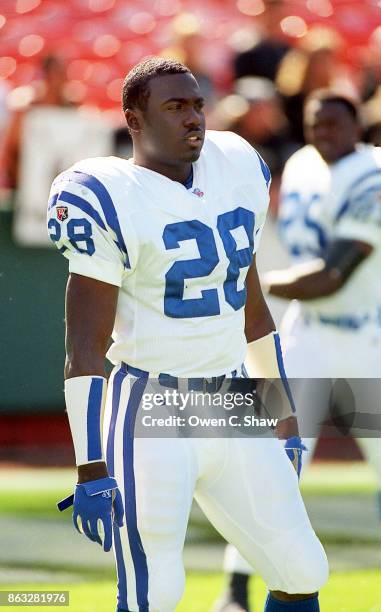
[48,58,328,612]
[268,90,381,472]
[215,90,381,612]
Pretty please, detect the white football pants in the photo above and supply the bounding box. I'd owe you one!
[103,365,328,611]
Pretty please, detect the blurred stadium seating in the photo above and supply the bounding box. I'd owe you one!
[1,0,381,108]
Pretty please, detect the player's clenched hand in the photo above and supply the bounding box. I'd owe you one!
[284,436,307,479]
[57,477,124,552]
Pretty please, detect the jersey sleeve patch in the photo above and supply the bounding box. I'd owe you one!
[50,190,107,231]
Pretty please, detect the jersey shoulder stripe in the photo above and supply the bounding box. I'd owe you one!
[347,167,381,193]
[53,169,130,268]
[48,193,59,210]
[255,150,271,188]
[55,190,107,231]
[335,168,381,221]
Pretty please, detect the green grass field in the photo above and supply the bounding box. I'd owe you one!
[1,570,381,611]
[0,462,377,517]
[0,463,380,611]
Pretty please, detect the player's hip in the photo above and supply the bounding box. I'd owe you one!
[280,308,381,377]
[102,362,250,442]
[106,328,248,379]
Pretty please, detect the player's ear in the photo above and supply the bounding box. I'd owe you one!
[125,109,141,133]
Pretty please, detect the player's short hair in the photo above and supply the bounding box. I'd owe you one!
[305,89,359,122]
[122,57,191,113]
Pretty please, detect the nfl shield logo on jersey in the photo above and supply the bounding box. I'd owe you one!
[56,206,68,221]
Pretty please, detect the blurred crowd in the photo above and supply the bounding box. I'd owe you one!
[1,0,381,223]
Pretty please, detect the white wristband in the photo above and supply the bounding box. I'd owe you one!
[64,376,107,467]
[244,331,295,418]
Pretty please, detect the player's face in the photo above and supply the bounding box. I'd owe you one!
[304,101,359,163]
[141,72,206,165]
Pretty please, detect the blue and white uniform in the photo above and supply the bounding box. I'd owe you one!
[48,131,327,611]
[279,143,381,474]
[280,143,381,363]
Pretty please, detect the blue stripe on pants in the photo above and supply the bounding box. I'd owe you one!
[107,368,128,476]
[106,367,128,610]
[124,375,149,612]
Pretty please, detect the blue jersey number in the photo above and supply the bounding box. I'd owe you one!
[67,219,95,255]
[279,192,327,257]
[163,220,220,318]
[163,207,255,318]
[48,217,95,256]
[47,218,61,243]
[217,207,254,310]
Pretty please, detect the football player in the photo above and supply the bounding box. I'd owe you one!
[215,90,381,612]
[269,90,381,473]
[48,58,328,612]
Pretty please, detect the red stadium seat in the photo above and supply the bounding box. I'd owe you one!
[1,0,380,108]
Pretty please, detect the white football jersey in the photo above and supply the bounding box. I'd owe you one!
[279,144,381,323]
[47,130,270,377]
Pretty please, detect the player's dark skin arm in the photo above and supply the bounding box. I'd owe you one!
[65,273,119,484]
[262,239,372,300]
[245,255,276,343]
[245,256,298,441]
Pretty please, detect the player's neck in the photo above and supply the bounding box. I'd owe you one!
[132,155,192,184]
[328,145,357,165]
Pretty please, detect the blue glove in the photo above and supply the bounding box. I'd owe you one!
[57,476,124,552]
[284,436,307,479]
